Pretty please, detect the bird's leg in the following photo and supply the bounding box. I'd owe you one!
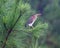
[30,26,34,29]
[32,26,34,28]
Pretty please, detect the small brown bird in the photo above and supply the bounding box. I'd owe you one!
[25,13,42,28]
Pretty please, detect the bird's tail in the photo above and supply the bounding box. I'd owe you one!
[25,23,27,27]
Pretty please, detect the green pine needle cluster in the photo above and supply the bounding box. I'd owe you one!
[0,0,60,48]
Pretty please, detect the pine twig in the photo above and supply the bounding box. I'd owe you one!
[2,11,22,48]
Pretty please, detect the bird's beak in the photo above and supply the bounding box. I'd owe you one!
[37,13,42,16]
[34,13,42,17]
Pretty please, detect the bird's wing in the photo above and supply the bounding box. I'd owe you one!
[26,16,34,24]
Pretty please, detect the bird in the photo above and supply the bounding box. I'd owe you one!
[25,13,42,28]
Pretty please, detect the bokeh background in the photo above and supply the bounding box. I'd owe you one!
[0,0,60,48]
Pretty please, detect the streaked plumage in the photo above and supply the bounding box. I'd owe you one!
[25,13,41,27]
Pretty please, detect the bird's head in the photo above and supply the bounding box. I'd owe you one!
[34,13,42,17]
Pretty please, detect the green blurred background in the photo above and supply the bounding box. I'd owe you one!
[0,0,60,48]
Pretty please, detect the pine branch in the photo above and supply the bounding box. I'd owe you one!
[3,22,8,31]
[2,11,22,48]
[2,0,22,48]
[12,29,33,37]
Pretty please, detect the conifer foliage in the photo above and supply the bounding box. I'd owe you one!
[0,0,60,48]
